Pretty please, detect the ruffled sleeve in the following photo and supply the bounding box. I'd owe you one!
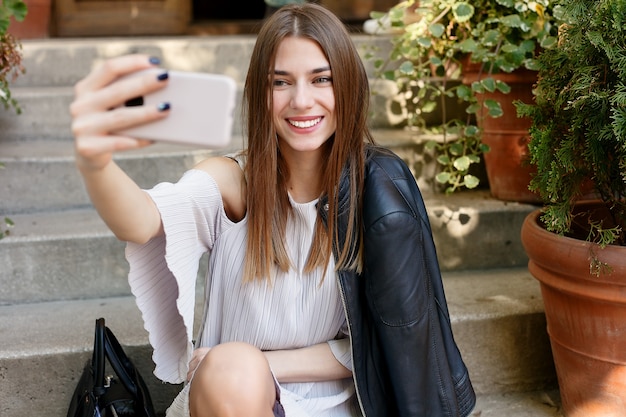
[125,169,231,384]
[328,320,352,372]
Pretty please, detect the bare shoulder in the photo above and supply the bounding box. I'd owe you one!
[194,156,246,222]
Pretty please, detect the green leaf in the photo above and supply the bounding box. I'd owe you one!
[429,23,445,38]
[0,16,10,33]
[458,38,478,53]
[452,2,475,23]
[466,103,481,114]
[526,59,540,71]
[437,155,451,165]
[456,85,472,101]
[471,81,485,94]
[436,172,451,184]
[501,43,519,53]
[500,14,524,29]
[422,101,437,113]
[464,125,480,136]
[482,30,500,46]
[520,39,536,54]
[370,11,386,19]
[417,37,432,48]
[540,36,558,49]
[463,175,480,189]
[485,99,504,117]
[5,0,27,21]
[389,7,404,21]
[399,61,415,75]
[429,56,443,66]
[481,78,497,93]
[496,0,514,7]
[450,142,464,156]
[453,156,471,171]
[495,80,511,94]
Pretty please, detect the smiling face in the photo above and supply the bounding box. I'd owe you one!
[271,36,337,157]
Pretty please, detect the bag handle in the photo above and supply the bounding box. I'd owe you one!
[100,317,156,417]
[93,318,106,397]
[103,325,139,396]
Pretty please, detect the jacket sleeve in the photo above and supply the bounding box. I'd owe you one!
[361,151,474,417]
[364,209,461,416]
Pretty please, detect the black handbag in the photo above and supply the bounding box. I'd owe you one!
[67,318,157,417]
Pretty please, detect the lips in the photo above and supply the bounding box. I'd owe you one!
[287,117,322,129]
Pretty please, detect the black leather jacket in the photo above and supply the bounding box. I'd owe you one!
[320,146,476,417]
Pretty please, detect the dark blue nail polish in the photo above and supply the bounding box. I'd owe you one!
[157,102,171,112]
[157,71,169,81]
[149,56,161,65]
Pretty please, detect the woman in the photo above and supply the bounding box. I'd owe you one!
[70,4,474,417]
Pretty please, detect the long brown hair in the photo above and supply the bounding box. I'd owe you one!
[242,3,373,282]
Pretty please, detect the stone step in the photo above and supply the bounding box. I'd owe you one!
[0,190,536,305]
[0,267,558,417]
[0,138,242,214]
[474,391,562,417]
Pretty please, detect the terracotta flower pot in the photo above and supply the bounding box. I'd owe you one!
[8,0,52,39]
[521,204,626,417]
[463,67,541,203]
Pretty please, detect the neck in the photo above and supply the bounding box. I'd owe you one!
[282,150,324,203]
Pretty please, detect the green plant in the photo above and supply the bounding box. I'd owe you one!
[0,0,27,113]
[516,0,626,247]
[368,0,557,192]
[0,215,14,239]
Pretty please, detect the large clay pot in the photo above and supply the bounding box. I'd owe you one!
[521,204,626,417]
[463,68,540,203]
[8,0,52,39]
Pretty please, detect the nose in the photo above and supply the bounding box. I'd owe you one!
[290,83,314,109]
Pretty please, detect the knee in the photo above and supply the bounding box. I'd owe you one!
[189,342,275,417]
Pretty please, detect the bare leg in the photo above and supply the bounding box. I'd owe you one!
[189,342,278,417]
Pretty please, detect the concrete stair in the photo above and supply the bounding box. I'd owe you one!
[0,35,561,416]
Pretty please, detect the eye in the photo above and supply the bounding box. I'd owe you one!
[273,78,289,88]
[314,76,332,84]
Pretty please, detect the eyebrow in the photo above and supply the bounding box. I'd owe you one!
[274,66,331,76]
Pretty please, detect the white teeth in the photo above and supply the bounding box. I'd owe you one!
[289,117,322,128]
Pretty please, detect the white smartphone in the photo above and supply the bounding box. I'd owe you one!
[114,69,237,148]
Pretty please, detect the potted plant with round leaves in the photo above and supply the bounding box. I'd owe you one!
[367,0,557,199]
[516,0,626,415]
[1,0,27,113]
[0,0,26,240]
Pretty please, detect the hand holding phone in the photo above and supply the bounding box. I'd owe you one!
[114,69,237,148]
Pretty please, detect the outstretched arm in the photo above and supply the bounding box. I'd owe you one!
[70,54,170,244]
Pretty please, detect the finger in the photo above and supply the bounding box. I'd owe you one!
[187,347,211,381]
[74,54,160,96]
[72,101,170,138]
[71,69,169,117]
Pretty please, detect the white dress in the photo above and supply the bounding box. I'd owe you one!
[125,167,360,417]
